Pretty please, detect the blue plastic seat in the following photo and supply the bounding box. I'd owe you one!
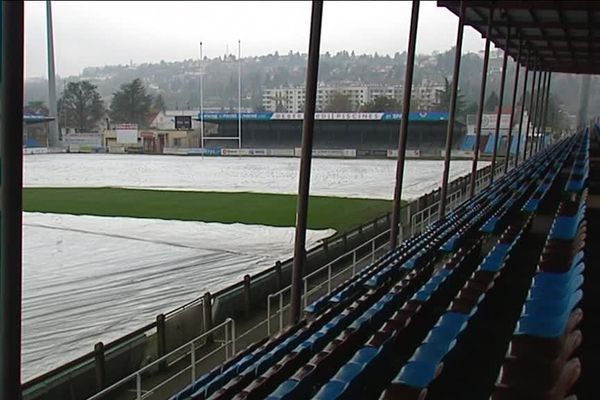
[410,342,450,365]
[333,362,362,382]
[549,216,580,241]
[440,235,460,252]
[515,313,570,339]
[524,289,582,317]
[479,243,511,272]
[313,380,348,400]
[393,361,438,389]
[413,288,431,302]
[529,274,584,299]
[350,346,379,366]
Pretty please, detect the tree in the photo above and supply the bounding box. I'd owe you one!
[464,101,478,116]
[433,77,466,121]
[153,93,166,112]
[324,92,353,112]
[484,91,499,112]
[360,96,400,112]
[57,81,105,132]
[24,100,49,116]
[109,78,153,127]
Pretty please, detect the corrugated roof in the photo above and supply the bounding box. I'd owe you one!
[438,1,600,74]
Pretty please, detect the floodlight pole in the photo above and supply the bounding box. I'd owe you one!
[1,2,24,399]
[490,26,510,184]
[290,0,323,325]
[390,0,420,248]
[238,40,242,149]
[200,41,204,149]
[46,0,59,147]
[504,38,521,172]
[439,0,465,219]
[469,7,493,198]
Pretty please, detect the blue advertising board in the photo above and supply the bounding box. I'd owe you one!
[198,111,449,122]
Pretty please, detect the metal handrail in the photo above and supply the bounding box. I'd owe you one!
[266,226,392,334]
[86,318,235,400]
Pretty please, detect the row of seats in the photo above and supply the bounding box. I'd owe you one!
[492,184,588,399]
[308,239,484,400]
[168,131,580,400]
[304,153,547,315]
[381,213,533,399]
[275,136,577,399]
[253,148,568,398]
[565,131,590,195]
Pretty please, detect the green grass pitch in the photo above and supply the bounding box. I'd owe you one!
[24,188,396,233]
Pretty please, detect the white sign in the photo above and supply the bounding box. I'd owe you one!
[480,114,511,130]
[386,149,421,158]
[116,129,138,144]
[272,112,384,120]
[64,133,102,147]
[294,148,357,158]
[221,148,269,156]
[268,148,295,157]
[114,123,138,130]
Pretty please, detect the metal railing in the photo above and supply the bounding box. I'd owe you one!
[266,228,393,335]
[87,318,235,400]
[410,188,463,236]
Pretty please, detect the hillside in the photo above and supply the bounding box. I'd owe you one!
[25,48,598,119]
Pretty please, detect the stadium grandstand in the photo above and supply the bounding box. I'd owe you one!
[2,1,600,400]
[200,112,465,156]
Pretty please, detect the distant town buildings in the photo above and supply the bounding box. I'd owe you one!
[262,85,385,113]
[410,79,445,111]
[262,81,444,112]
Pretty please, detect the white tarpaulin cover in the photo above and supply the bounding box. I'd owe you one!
[24,154,485,200]
[22,212,334,380]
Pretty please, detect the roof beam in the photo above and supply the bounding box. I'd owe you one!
[488,32,598,41]
[529,8,561,62]
[457,1,597,10]
[556,7,576,61]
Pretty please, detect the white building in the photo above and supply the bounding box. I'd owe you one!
[411,80,445,111]
[263,82,446,112]
[262,84,402,112]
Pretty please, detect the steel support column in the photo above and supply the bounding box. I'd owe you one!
[515,56,530,167]
[490,27,510,183]
[524,64,537,161]
[537,72,551,151]
[468,7,494,198]
[290,0,323,325]
[504,39,521,172]
[533,71,546,153]
[439,0,465,218]
[1,2,25,399]
[540,72,552,149]
[534,71,546,152]
[530,69,544,158]
[390,0,420,248]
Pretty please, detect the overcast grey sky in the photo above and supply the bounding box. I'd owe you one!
[25,1,488,78]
